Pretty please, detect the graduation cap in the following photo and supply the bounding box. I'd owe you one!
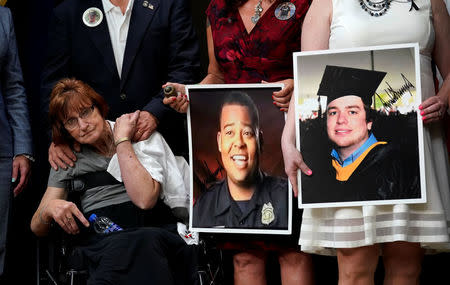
[317,65,387,106]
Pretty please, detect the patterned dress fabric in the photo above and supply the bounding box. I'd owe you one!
[206,0,309,83]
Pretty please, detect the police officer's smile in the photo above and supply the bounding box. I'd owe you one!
[217,104,259,187]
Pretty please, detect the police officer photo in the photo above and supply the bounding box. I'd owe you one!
[301,65,421,204]
[193,91,288,230]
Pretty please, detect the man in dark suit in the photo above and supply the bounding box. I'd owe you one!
[0,6,33,277]
[41,0,200,168]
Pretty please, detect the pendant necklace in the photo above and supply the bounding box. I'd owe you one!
[359,0,419,17]
[359,0,391,17]
[251,0,263,24]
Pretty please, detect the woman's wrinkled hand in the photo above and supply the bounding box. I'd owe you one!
[45,199,89,235]
[114,111,140,142]
[419,95,448,124]
[162,82,189,113]
[262,79,294,112]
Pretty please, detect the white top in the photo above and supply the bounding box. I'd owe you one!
[107,122,190,210]
[101,0,134,77]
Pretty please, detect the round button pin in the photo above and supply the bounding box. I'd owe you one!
[82,7,103,27]
[274,2,296,21]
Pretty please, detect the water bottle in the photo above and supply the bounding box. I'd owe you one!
[88,214,123,234]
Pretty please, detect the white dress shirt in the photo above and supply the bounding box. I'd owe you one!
[101,0,134,77]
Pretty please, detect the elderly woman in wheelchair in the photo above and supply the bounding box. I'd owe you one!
[31,78,196,284]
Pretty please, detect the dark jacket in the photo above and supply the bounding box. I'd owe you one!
[302,143,420,204]
[40,0,200,154]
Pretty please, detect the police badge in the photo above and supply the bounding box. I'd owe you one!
[261,202,275,225]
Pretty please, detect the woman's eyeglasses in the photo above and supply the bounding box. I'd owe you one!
[64,105,95,130]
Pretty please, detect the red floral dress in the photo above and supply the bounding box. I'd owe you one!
[206,0,309,83]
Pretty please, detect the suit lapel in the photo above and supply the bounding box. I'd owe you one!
[82,0,119,79]
[120,0,159,90]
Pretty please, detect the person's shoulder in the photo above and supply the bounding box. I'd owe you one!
[370,142,400,160]
[292,0,311,16]
[0,5,10,14]
[206,0,227,16]
[195,180,224,205]
[259,175,288,201]
[53,0,86,16]
[54,0,75,10]
[200,180,225,197]
[48,161,77,185]
[262,175,288,190]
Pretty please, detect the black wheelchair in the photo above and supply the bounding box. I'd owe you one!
[36,229,228,285]
[35,171,227,285]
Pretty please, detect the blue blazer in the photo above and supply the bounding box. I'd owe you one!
[0,7,32,158]
[41,0,200,153]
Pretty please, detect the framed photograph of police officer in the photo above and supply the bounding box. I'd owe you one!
[293,43,426,208]
[187,84,292,234]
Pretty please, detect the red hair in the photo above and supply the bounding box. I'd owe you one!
[49,78,108,145]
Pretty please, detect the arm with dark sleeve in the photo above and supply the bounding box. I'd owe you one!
[40,8,71,125]
[142,0,200,122]
[2,8,32,156]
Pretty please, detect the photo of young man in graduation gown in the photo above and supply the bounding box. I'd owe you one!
[300,65,421,205]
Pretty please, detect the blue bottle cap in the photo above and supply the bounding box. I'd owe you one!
[88,213,97,222]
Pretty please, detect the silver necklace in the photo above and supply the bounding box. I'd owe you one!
[359,0,391,17]
[251,0,263,24]
[360,0,419,17]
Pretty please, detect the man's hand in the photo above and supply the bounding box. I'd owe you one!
[133,111,158,142]
[12,155,31,197]
[48,142,79,170]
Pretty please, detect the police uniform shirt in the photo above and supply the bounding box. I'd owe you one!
[193,174,288,229]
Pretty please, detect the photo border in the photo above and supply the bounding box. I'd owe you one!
[293,43,426,208]
[186,83,292,235]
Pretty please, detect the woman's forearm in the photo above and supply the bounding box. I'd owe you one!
[116,141,160,210]
[31,187,67,237]
[281,96,297,148]
[31,202,53,237]
[437,73,450,109]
